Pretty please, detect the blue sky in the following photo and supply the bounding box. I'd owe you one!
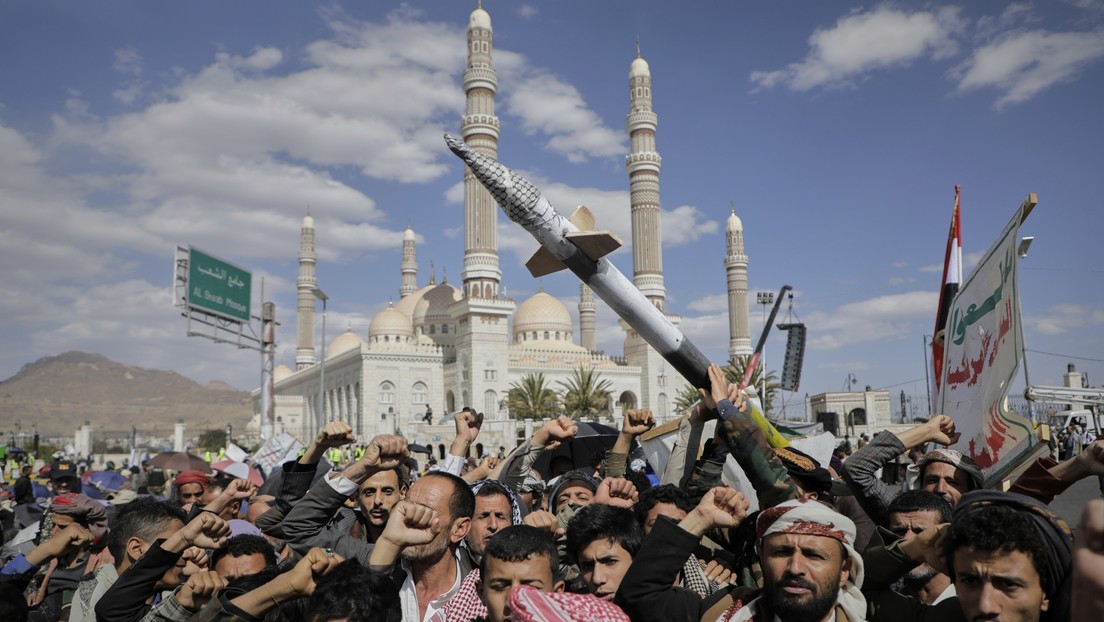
[1,1,1102,421]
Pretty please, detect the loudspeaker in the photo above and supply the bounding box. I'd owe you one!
[777,322,806,392]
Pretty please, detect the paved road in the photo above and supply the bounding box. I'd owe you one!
[1050,475,1103,527]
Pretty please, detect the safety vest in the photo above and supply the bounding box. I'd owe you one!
[328,448,342,464]
[355,447,365,460]
[204,451,212,462]
[217,448,226,460]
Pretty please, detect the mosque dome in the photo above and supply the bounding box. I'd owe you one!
[403,226,415,241]
[513,292,573,341]
[413,282,462,327]
[302,214,314,228]
[469,5,492,30]
[395,283,434,318]
[327,329,365,358]
[630,56,650,78]
[273,364,293,382]
[727,210,743,231]
[369,306,414,339]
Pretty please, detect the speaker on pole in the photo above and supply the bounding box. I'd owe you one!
[777,322,806,392]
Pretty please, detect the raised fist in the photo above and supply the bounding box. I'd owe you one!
[691,487,749,530]
[181,512,231,549]
[593,477,638,509]
[923,415,960,446]
[222,478,255,501]
[360,434,408,470]
[315,421,356,449]
[622,409,656,437]
[454,410,484,444]
[522,509,564,539]
[534,416,578,449]
[381,500,442,549]
[283,547,345,597]
[176,570,227,611]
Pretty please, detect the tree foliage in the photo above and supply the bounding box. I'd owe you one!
[672,357,781,416]
[196,429,228,453]
[507,373,560,420]
[558,366,613,419]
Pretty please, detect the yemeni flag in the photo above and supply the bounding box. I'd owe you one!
[933,185,963,394]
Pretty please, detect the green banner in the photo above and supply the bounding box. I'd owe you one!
[187,247,252,322]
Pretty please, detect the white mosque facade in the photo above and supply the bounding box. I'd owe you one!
[251,5,753,453]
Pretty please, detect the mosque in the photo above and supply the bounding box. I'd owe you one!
[251,4,753,453]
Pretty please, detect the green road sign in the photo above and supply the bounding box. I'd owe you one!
[187,247,252,322]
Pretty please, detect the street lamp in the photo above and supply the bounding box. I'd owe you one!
[311,287,329,431]
[756,291,774,410]
[225,423,232,449]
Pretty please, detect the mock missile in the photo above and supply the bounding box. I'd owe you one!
[444,133,713,389]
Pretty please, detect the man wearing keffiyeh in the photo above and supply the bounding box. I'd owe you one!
[618,489,867,622]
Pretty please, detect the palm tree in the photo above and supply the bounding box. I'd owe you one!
[673,384,702,415]
[506,373,560,420]
[727,355,781,416]
[558,366,613,419]
[672,357,782,417]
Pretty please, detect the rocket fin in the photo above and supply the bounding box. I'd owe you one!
[565,230,622,260]
[523,205,621,277]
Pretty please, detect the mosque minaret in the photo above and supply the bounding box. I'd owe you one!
[620,44,686,417]
[262,5,736,441]
[400,225,417,299]
[295,213,317,370]
[726,210,753,358]
[626,44,666,310]
[579,284,596,352]
[460,1,502,301]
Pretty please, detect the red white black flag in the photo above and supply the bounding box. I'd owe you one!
[933,185,963,394]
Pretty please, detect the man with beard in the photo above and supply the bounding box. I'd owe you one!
[619,489,867,622]
[280,433,410,564]
[884,491,952,605]
[369,470,476,622]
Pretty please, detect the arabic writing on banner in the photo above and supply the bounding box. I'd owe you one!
[253,433,304,472]
[938,204,1035,483]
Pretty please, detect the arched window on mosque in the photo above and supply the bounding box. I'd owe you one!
[441,324,448,334]
[658,393,669,419]
[379,381,395,405]
[429,325,436,334]
[484,390,497,417]
[544,331,550,340]
[412,382,428,405]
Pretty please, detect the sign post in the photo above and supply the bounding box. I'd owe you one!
[186,247,252,322]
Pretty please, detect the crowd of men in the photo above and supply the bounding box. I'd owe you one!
[2,363,1104,622]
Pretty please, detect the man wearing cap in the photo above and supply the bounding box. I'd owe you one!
[842,415,982,526]
[50,459,82,494]
[863,489,1072,622]
[620,488,867,622]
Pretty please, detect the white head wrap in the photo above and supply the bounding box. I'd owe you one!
[719,499,867,622]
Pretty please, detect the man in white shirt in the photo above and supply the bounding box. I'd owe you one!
[369,469,476,622]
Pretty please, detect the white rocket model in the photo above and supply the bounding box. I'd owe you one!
[444,133,713,388]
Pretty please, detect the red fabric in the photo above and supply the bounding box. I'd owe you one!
[441,568,487,622]
[173,470,211,489]
[508,586,629,622]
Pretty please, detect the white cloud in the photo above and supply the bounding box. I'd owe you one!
[113,47,143,76]
[662,205,720,245]
[952,29,1104,109]
[750,5,966,91]
[1026,303,1104,335]
[687,294,729,314]
[218,47,284,72]
[920,251,983,274]
[889,276,916,285]
[518,5,539,21]
[503,72,626,162]
[804,290,938,350]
